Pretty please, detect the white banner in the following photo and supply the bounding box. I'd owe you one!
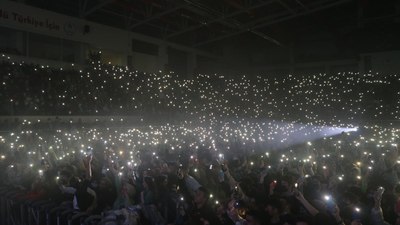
[0,1,81,37]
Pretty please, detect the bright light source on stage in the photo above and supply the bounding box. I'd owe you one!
[342,127,358,132]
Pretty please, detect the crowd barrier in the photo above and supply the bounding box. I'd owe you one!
[0,185,156,225]
[0,186,111,225]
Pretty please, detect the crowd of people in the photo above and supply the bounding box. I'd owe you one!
[0,53,399,126]
[1,123,399,225]
[0,54,400,225]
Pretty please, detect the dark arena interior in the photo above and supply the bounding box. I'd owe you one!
[0,0,400,225]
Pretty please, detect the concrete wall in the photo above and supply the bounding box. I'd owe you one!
[0,0,218,76]
[360,51,400,74]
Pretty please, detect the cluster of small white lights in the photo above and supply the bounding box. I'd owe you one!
[0,55,399,122]
[0,54,399,184]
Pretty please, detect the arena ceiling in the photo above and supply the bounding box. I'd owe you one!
[20,0,400,51]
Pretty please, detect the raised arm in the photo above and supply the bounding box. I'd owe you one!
[371,188,391,225]
[294,189,319,216]
[223,164,252,203]
[83,155,93,180]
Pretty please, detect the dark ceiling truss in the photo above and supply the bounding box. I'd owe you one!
[75,0,273,41]
[193,0,353,46]
[128,3,189,29]
[80,0,115,17]
[74,0,281,44]
[178,0,283,46]
[294,0,309,10]
[29,0,354,50]
[165,0,276,39]
[97,7,177,32]
[276,0,296,15]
